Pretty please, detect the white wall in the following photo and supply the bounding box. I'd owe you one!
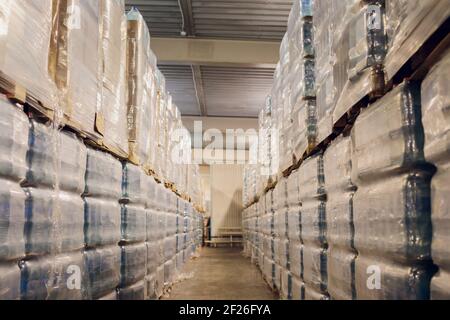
[209,164,243,237]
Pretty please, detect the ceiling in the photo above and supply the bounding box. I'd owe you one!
[125,0,292,118]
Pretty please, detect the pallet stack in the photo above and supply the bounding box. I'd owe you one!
[0,2,205,300]
[243,0,450,300]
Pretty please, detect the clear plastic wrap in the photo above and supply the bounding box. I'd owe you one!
[146,209,159,242]
[332,1,387,126]
[324,136,357,300]
[422,48,450,165]
[0,1,58,110]
[385,0,450,81]
[53,0,101,136]
[164,258,175,284]
[24,188,84,256]
[126,8,155,165]
[84,197,120,248]
[351,82,428,183]
[118,280,145,300]
[20,252,84,300]
[99,0,129,156]
[0,99,29,182]
[281,269,292,300]
[84,148,122,199]
[292,99,317,159]
[144,274,157,300]
[421,49,450,300]
[289,241,302,279]
[83,246,120,300]
[287,170,301,242]
[120,204,147,243]
[292,274,304,300]
[119,243,146,288]
[163,236,177,262]
[25,121,87,192]
[352,81,434,299]
[155,264,165,298]
[121,163,147,205]
[0,262,20,300]
[0,179,25,261]
[146,241,159,276]
[298,155,328,299]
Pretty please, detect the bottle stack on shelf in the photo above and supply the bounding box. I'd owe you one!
[0,1,205,213]
[0,2,204,300]
[243,0,450,300]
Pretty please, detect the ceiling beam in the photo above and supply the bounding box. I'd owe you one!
[151,37,280,68]
[191,65,208,116]
[179,0,196,36]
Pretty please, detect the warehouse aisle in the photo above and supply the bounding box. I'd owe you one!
[164,248,276,300]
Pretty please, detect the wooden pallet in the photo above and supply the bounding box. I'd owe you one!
[264,177,278,193]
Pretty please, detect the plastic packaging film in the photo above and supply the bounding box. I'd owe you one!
[0,98,29,182]
[421,48,450,300]
[0,262,20,300]
[0,0,58,111]
[333,0,387,124]
[20,252,83,300]
[384,0,450,81]
[119,243,146,288]
[84,148,122,199]
[100,0,129,156]
[298,154,328,298]
[52,0,101,135]
[118,280,145,300]
[83,245,120,300]
[351,81,435,299]
[121,163,147,205]
[126,8,153,165]
[84,197,121,247]
[121,204,147,243]
[0,180,25,261]
[0,101,28,262]
[351,82,428,185]
[324,136,357,300]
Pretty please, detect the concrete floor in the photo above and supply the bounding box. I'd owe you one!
[163,247,277,300]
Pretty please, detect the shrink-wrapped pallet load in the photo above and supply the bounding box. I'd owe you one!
[324,136,357,300]
[421,48,450,300]
[126,8,155,166]
[298,154,328,300]
[385,0,450,81]
[0,1,57,111]
[99,0,129,157]
[51,0,101,137]
[351,81,435,299]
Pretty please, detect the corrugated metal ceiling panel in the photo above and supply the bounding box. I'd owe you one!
[201,66,274,117]
[158,64,201,116]
[192,0,292,40]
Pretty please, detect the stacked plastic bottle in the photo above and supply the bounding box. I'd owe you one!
[118,163,148,299]
[20,118,87,300]
[298,154,328,300]
[0,98,29,299]
[83,148,122,300]
[286,170,303,300]
[421,48,450,300]
[273,179,288,294]
[351,81,435,299]
[332,0,387,125]
[144,175,161,299]
[324,136,357,300]
[277,0,315,172]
